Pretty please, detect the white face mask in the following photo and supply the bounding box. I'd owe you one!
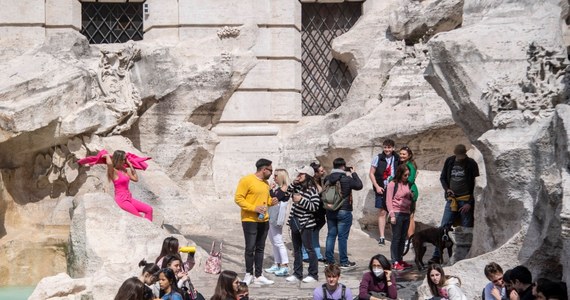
[373,268,384,277]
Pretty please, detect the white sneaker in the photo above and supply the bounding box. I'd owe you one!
[302,276,317,283]
[254,275,274,285]
[242,273,253,286]
[286,275,299,282]
[264,265,280,273]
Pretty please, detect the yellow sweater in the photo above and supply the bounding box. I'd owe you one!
[235,174,272,222]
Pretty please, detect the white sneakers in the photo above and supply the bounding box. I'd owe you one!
[242,273,253,286]
[254,275,274,285]
[286,275,316,283]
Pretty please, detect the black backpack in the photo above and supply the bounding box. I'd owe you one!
[321,283,346,300]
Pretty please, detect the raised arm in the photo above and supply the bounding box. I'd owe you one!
[104,153,115,181]
[126,160,139,182]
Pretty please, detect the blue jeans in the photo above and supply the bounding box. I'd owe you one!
[325,210,353,264]
[390,213,410,263]
[433,199,473,258]
[302,228,323,260]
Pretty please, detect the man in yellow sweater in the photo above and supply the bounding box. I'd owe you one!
[235,158,278,285]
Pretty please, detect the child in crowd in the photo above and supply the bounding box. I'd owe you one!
[358,254,397,300]
[156,237,180,267]
[138,259,160,298]
[236,281,249,300]
[313,264,353,300]
[426,264,467,300]
[483,262,507,300]
[158,268,184,300]
[211,270,239,300]
[114,277,151,300]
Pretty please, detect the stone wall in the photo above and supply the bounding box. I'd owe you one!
[0,0,568,299]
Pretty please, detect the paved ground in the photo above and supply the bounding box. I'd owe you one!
[173,220,432,300]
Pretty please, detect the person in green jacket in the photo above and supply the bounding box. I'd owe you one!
[399,146,419,240]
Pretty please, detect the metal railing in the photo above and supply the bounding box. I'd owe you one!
[80,2,144,44]
[301,2,362,116]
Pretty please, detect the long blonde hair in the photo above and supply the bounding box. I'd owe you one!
[274,169,290,188]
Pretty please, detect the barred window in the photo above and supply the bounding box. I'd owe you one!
[80,2,144,44]
[301,2,362,116]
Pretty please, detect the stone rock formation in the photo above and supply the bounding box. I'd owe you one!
[0,0,569,299]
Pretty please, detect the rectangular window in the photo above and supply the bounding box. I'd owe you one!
[80,2,144,44]
[301,2,363,116]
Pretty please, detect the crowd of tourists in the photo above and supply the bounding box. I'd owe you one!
[100,140,567,300]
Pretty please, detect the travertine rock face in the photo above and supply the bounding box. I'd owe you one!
[0,24,255,290]
[421,0,570,297]
[388,0,464,44]
[281,0,471,228]
[1,0,569,298]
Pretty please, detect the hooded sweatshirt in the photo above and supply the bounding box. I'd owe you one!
[441,277,468,300]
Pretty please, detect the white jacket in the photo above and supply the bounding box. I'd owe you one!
[442,277,468,300]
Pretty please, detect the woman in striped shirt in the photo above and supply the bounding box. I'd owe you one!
[285,165,321,283]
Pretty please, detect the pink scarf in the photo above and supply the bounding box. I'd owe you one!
[77,150,151,170]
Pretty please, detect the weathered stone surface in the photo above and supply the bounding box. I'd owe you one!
[1,0,569,299]
[29,273,86,300]
[424,0,570,296]
[388,0,464,44]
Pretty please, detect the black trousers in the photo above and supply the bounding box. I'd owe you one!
[291,226,318,280]
[242,221,269,277]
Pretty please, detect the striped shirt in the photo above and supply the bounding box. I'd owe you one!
[287,183,320,229]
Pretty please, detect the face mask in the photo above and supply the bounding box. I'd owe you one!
[373,268,384,278]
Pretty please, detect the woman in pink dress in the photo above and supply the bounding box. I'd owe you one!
[104,150,153,221]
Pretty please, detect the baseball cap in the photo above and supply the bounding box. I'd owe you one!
[295,165,315,177]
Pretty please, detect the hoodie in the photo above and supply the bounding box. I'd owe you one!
[324,169,363,211]
[441,277,468,300]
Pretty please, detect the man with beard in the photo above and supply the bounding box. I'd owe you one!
[235,158,278,285]
[429,144,479,264]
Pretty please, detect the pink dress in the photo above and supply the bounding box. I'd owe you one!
[113,171,153,221]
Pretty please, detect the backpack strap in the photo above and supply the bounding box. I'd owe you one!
[341,283,346,300]
[322,283,328,300]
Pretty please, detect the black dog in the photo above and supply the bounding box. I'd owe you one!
[402,226,454,270]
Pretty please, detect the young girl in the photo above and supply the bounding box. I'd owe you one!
[399,146,419,240]
[158,268,184,300]
[138,259,160,298]
[358,254,398,300]
[104,150,153,221]
[427,264,468,300]
[265,169,291,277]
[156,237,180,266]
[386,164,414,271]
[211,270,239,300]
[114,277,149,300]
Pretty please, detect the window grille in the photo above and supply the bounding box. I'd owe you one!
[80,2,144,44]
[301,2,362,116]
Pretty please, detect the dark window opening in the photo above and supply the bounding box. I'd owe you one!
[80,2,144,44]
[301,2,362,116]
